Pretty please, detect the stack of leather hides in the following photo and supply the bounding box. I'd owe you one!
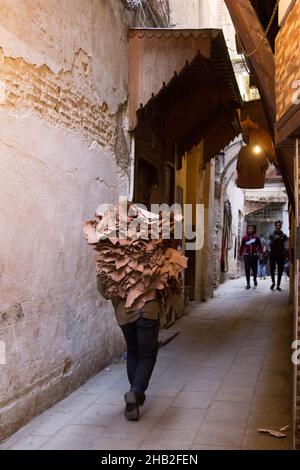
[83,203,188,311]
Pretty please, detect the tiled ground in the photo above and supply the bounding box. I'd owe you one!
[0,277,293,450]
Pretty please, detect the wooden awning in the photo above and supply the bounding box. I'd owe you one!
[128,28,241,132]
[129,28,242,161]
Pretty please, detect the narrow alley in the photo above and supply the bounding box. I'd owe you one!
[0,278,292,451]
[1,0,300,457]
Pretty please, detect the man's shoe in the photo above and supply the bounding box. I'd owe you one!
[277,286,282,291]
[124,391,139,421]
[254,279,258,287]
[246,284,251,290]
[270,284,275,290]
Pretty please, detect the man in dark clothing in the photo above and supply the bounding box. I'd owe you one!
[97,278,161,421]
[269,221,288,291]
[239,224,263,289]
[120,316,160,416]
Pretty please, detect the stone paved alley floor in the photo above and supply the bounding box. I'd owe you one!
[0,278,293,450]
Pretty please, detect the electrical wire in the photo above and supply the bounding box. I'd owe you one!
[241,54,251,75]
[138,2,147,27]
[128,0,169,28]
[143,0,160,27]
[237,0,280,58]
[122,0,142,10]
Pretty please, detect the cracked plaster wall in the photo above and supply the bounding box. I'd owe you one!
[0,0,133,440]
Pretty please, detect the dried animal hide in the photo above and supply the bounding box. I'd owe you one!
[83,203,187,311]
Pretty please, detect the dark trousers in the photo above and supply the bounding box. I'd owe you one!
[270,255,285,286]
[121,316,160,398]
[243,255,258,284]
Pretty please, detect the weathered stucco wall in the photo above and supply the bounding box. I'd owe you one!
[0,0,133,440]
[169,0,201,27]
[225,176,244,279]
[213,138,245,287]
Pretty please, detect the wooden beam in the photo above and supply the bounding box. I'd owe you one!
[276,103,300,143]
[224,0,295,210]
[224,0,276,129]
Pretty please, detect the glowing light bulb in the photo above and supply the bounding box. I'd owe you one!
[253,145,262,154]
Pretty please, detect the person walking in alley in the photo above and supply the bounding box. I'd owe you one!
[269,221,288,291]
[97,277,161,421]
[259,233,267,252]
[257,234,268,280]
[239,224,263,289]
[258,248,268,280]
[83,203,187,422]
[97,278,161,421]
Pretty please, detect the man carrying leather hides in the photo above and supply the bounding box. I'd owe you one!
[83,202,187,421]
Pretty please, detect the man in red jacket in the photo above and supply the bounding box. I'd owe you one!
[239,224,263,289]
